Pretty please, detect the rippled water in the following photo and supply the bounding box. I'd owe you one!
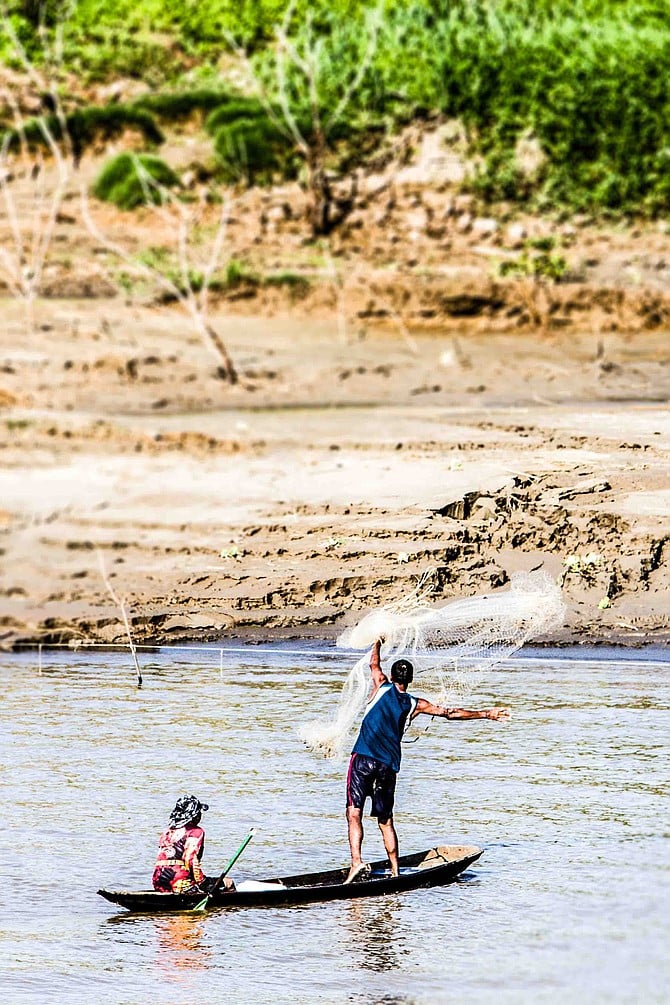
[1,644,669,1005]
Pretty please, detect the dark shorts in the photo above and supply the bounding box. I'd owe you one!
[346,753,397,823]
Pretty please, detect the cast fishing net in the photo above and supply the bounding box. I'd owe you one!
[299,569,565,760]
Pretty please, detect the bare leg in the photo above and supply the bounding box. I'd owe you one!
[378,816,399,877]
[345,805,366,883]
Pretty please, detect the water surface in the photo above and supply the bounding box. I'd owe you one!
[1,645,668,1005]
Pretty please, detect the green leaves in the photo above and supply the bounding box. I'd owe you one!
[8,0,670,215]
[1,105,163,157]
[434,4,670,213]
[92,153,180,210]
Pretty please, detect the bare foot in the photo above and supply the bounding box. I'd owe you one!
[344,862,371,885]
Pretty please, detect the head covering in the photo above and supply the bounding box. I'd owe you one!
[390,658,414,685]
[169,794,209,828]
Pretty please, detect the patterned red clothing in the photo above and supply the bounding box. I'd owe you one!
[152,824,206,893]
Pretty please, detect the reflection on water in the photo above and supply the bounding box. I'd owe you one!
[340,897,407,972]
[153,915,212,975]
[1,644,669,1005]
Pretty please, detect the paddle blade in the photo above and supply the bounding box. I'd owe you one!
[191,894,209,912]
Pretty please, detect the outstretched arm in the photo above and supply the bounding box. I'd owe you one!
[413,698,510,721]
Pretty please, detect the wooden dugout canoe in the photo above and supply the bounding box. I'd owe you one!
[97,843,482,913]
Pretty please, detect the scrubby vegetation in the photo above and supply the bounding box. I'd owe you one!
[120,251,311,300]
[132,89,234,121]
[92,153,180,209]
[0,105,164,163]
[497,239,569,282]
[10,0,373,55]
[4,1,670,217]
[212,115,291,185]
[203,97,298,185]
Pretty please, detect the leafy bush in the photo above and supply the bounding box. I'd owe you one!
[65,0,377,51]
[68,33,177,84]
[212,115,297,184]
[204,98,268,133]
[133,89,235,120]
[221,259,260,288]
[1,0,382,80]
[212,261,310,295]
[92,153,180,209]
[263,270,311,298]
[368,0,670,215]
[1,104,163,160]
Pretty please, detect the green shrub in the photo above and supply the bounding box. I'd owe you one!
[1,104,163,161]
[213,115,296,184]
[2,0,383,81]
[133,89,234,121]
[204,98,269,134]
[263,270,311,298]
[349,0,670,215]
[222,259,260,288]
[498,249,568,282]
[68,34,177,84]
[92,153,180,209]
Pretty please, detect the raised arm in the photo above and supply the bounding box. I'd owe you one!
[369,639,388,693]
[413,698,510,721]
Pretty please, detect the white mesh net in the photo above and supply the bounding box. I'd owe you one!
[299,569,565,760]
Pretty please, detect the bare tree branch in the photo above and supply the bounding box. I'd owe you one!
[97,549,142,687]
[225,1,384,236]
[0,3,72,332]
[81,160,237,382]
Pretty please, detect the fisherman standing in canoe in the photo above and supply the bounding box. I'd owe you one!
[153,794,235,895]
[345,639,510,883]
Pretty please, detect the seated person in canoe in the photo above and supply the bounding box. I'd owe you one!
[152,794,235,894]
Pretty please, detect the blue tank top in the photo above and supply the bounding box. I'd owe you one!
[352,682,418,772]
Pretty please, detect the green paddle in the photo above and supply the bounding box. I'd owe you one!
[192,827,255,912]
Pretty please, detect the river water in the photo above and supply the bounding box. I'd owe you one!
[1,644,668,1005]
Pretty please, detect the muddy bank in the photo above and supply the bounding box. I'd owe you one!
[1,131,669,650]
[1,301,668,651]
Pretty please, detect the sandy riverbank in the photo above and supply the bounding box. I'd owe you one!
[1,290,668,649]
[1,121,669,648]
